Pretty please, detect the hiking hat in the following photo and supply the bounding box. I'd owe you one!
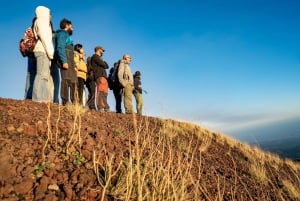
[94,46,105,52]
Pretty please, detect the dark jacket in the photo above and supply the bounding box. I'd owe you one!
[134,76,142,94]
[53,29,77,81]
[86,56,94,82]
[91,54,108,79]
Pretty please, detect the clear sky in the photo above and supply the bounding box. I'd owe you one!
[1,0,299,141]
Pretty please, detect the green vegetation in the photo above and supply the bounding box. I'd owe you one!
[34,162,51,178]
[72,151,86,167]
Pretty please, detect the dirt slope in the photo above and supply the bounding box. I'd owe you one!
[0,98,299,201]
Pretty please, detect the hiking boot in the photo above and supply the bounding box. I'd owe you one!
[104,108,112,113]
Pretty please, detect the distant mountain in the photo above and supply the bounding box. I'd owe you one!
[252,136,300,161]
[231,116,300,160]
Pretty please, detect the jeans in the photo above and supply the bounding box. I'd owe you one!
[32,52,53,102]
[24,57,37,99]
[51,62,61,103]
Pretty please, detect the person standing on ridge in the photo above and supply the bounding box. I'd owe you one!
[108,60,123,113]
[91,46,110,112]
[118,54,134,114]
[24,17,37,100]
[85,56,97,110]
[32,6,54,102]
[53,18,77,105]
[133,70,143,115]
[74,43,87,105]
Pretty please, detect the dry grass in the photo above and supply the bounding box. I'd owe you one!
[285,158,300,173]
[250,160,267,183]
[40,105,300,201]
[282,180,300,199]
[92,117,202,201]
[90,117,300,200]
[64,102,87,154]
[42,102,87,162]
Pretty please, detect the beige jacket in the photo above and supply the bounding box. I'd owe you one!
[74,51,87,80]
[118,59,133,87]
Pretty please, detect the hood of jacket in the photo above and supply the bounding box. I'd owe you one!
[55,29,68,35]
[35,6,51,21]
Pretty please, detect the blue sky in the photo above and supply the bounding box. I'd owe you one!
[1,0,299,141]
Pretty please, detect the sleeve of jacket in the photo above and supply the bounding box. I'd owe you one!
[35,19,54,59]
[74,52,80,67]
[118,61,126,87]
[56,33,67,64]
[94,56,108,69]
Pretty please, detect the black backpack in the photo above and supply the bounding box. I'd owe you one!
[86,56,95,82]
[108,60,122,90]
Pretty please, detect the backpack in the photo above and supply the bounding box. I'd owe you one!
[108,60,121,90]
[86,56,94,81]
[19,26,37,57]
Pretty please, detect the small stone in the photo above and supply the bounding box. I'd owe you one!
[48,183,59,191]
[7,124,15,132]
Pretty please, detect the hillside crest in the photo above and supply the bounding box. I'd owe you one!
[0,97,299,200]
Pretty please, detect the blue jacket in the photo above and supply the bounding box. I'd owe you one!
[53,29,73,64]
[53,29,76,80]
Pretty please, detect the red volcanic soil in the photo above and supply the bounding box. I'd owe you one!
[0,98,299,201]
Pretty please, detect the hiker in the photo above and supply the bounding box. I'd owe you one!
[74,43,87,105]
[133,71,143,115]
[32,6,54,102]
[91,46,110,112]
[53,18,77,106]
[112,60,123,113]
[118,54,134,114]
[108,60,123,113]
[23,17,37,100]
[86,56,97,110]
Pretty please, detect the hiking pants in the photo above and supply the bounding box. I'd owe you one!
[86,80,96,110]
[61,79,77,106]
[96,77,109,110]
[77,77,85,105]
[123,84,133,114]
[134,91,143,115]
[113,87,123,113]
